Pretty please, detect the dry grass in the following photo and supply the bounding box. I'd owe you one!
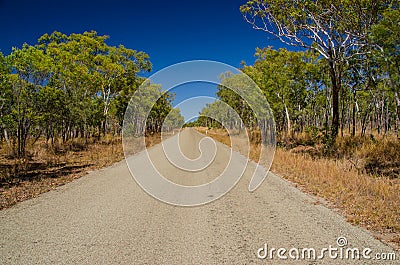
[291,132,400,178]
[197,127,232,147]
[0,134,162,210]
[272,149,400,247]
[197,127,400,249]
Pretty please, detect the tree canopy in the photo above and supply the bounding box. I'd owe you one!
[240,0,396,138]
[0,31,183,157]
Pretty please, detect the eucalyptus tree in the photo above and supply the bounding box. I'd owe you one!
[242,48,319,142]
[35,86,67,145]
[37,31,152,139]
[94,44,151,135]
[216,72,258,130]
[38,31,103,139]
[241,0,390,138]
[0,52,12,144]
[124,80,181,136]
[0,30,161,158]
[7,44,52,156]
[162,108,185,132]
[147,90,175,134]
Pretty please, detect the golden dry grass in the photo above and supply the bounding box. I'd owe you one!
[0,134,162,209]
[197,127,400,249]
[272,149,400,244]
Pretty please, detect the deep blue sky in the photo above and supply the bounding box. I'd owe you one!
[0,0,285,119]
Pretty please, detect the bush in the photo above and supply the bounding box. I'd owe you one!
[359,137,400,178]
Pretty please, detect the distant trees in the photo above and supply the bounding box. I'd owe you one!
[195,49,321,143]
[162,108,185,132]
[0,31,181,157]
[196,40,399,145]
[242,48,320,140]
[370,7,400,134]
[123,80,184,138]
[197,100,240,129]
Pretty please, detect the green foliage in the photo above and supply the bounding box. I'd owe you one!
[243,48,320,137]
[198,35,399,152]
[198,100,241,129]
[163,108,185,131]
[0,30,163,157]
[240,0,394,138]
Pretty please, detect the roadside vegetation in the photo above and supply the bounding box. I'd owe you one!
[0,136,123,209]
[196,127,400,249]
[189,0,400,249]
[0,132,165,209]
[0,31,183,208]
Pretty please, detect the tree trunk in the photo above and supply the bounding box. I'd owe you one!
[340,88,345,137]
[3,129,10,147]
[352,90,356,137]
[102,120,107,137]
[361,112,368,137]
[329,60,341,139]
[17,120,22,157]
[391,78,400,137]
[284,103,291,141]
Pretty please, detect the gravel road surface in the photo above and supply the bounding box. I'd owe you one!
[0,129,397,264]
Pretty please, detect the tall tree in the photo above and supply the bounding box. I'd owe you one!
[243,48,319,142]
[240,0,390,138]
[0,52,12,144]
[95,44,151,135]
[38,31,152,138]
[7,44,52,156]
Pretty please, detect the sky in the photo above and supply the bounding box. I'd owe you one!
[0,0,285,120]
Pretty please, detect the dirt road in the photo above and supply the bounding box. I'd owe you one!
[0,129,397,264]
